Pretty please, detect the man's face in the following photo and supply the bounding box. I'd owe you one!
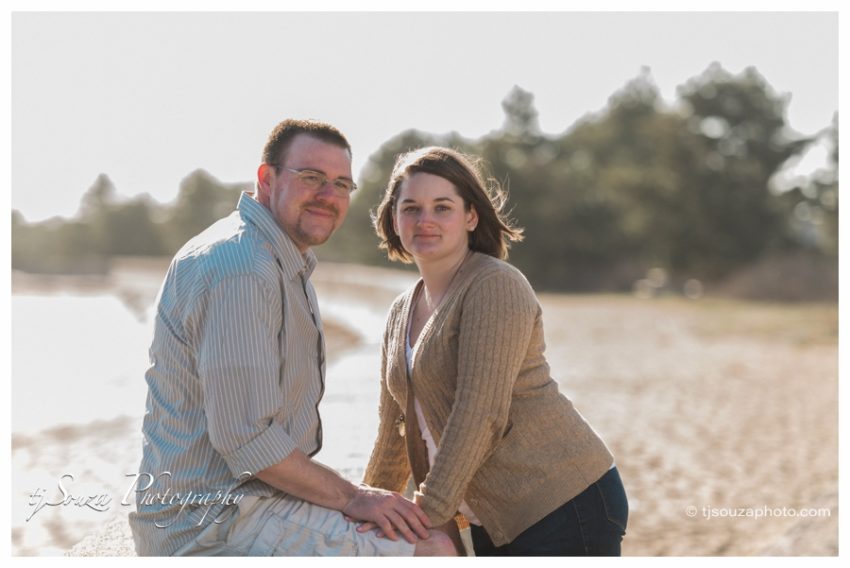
[257,134,352,253]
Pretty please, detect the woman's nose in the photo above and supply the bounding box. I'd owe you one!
[416,211,435,226]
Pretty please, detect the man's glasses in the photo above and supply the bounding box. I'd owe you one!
[272,166,357,196]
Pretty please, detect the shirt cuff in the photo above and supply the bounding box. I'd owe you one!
[221,422,299,477]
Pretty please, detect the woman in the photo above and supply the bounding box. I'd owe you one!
[361,147,628,556]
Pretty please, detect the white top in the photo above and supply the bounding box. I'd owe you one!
[407,321,482,526]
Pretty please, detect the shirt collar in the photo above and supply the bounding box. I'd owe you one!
[237,191,318,280]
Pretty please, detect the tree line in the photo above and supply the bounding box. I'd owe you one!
[12,64,838,297]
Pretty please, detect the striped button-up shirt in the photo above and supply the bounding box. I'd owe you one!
[129,192,326,556]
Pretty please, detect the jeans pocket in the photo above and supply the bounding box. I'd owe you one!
[595,469,628,534]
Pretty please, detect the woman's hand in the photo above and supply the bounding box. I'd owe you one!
[341,485,432,544]
[353,489,466,556]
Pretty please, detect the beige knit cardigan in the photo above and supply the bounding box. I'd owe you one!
[363,252,614,546]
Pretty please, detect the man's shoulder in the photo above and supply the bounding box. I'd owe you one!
[172,213,279,286]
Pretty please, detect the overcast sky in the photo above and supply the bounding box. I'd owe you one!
[10,10,838,222]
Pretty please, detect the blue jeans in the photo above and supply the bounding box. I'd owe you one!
[470,467,628,556]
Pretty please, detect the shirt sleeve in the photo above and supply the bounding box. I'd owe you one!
[417,270,538,526]
[192,273,299,477]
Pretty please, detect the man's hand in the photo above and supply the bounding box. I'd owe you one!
[256,450,431,545]
[342,485,432,544]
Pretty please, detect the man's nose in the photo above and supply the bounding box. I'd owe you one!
[314,181,339,200]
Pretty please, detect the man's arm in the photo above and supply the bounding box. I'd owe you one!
[256,449,431,544]
[191,274,429,543]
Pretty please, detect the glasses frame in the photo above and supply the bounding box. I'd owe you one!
[271,165,358,196]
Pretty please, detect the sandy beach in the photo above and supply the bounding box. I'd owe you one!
[11,259,838,556]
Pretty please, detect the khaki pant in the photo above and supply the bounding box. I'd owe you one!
[174,495,416,556]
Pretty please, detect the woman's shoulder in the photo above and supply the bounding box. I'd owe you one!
[460,253,538,306]
[388,289,408,314]
[467,253,534,291]
[385,281,419,325]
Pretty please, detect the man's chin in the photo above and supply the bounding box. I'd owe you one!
[297,226,337,249]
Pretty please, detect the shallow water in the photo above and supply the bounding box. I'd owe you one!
[11,265,414,556]
[12,294,154,434]
[12,293,150,554]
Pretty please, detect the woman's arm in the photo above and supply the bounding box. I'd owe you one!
[417,270,538,526]
[363,313,411,493]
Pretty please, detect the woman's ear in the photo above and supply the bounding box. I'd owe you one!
[391,206,400,235]
[467,205,479,231]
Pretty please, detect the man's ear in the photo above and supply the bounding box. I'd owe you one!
[256,163,273,202]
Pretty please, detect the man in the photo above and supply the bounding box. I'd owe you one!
[128,119,457,556]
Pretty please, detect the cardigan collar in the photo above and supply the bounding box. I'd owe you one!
[396,251,488,377]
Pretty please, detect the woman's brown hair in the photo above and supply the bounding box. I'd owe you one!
[373,146,524,263]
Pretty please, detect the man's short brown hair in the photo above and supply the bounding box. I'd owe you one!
[262,119,351,166]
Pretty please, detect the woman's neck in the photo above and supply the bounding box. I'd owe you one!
[416,248,471,308]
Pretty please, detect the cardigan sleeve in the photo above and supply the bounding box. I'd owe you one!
[417,269,538,526]
[362,306,411,493]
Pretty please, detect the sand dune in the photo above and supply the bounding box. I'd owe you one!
[538,294,837,555]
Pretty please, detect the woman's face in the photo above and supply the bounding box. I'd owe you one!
[393,172,478,264]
